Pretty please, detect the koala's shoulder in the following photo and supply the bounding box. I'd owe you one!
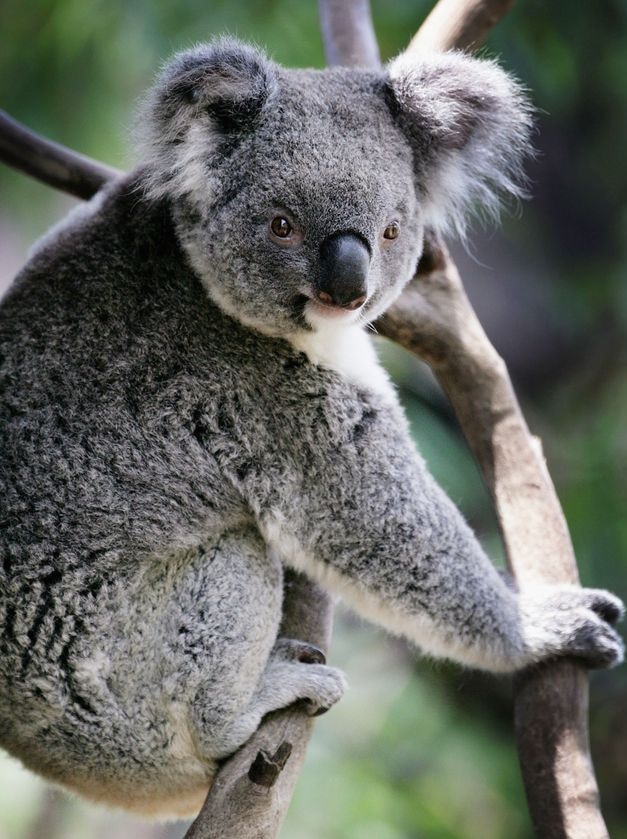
[24,173,173,282]
[226,326,404,455]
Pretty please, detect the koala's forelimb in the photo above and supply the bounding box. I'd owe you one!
[381,234,576,586]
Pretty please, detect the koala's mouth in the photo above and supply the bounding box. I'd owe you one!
[291,293,367,331]
[312,293,365,312]
[308,297,364,317]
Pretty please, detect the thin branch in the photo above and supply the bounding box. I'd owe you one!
[318,0,380,68]
[0,110,121,200]
[406,0,516,54]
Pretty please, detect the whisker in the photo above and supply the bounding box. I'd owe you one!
[356,308,378,334]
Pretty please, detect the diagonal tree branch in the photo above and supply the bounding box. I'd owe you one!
[0,110,120,200]
[375,2,609,833]
[0,2,611,837]
[406,0,516,53]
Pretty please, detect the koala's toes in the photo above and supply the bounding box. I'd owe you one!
[293,642,327,665]
[580,589,625,626]
[298,664,347,716]
[273,638,327,665]
[521,585,625,670]
[564,589,624,666]
[569,612,625,669]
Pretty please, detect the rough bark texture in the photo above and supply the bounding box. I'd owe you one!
[0,1,612,837]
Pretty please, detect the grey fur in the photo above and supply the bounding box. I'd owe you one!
[0,40,622,817]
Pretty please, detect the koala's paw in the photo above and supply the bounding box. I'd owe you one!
[520,585,625,669]
[263,641,346,716]
[289,663,347,716]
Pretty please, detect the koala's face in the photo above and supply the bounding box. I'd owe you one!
[170,69,423,335]
[142,41,531,336]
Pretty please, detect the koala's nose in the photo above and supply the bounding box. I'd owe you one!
[317,232,370,310]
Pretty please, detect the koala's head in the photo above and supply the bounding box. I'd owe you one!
[140,39,531,336]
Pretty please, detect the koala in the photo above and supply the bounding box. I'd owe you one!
[0,39,623,818]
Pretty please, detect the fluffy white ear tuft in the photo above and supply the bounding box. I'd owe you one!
[387,51,533,238]
[136,38,277,204]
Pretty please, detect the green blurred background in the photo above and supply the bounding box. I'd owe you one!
[1,1,627,837]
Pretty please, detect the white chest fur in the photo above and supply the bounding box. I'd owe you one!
[288,322,395,402]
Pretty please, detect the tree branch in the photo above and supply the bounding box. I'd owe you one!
[318,0,380,68]
[406,0,516,54]
[378,237,608,839]
[0,110,121,200]
[375,8,607,839]
[183,570,334,839]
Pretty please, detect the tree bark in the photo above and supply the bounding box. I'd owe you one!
[318,0,381,68]
[378,236,608,839]
[0,109,120,200]
[406,0,516,54]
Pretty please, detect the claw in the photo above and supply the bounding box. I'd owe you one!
[311,704,330,717]
[294,643,326,665]
[301,698,331,717]
[589,595,625,626]
[275,638,326,665]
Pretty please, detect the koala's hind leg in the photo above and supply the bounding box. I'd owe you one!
[155,528,344,767]
[196,635,347,758]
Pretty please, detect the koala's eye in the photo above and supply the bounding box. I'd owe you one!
[383,221,401,241]
[185,87,201,104]
[270,216,293,239]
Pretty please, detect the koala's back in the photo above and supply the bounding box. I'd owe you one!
[0,176,246,582]
[0,178,281,799]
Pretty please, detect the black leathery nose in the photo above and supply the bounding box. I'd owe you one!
[318,232,370,308]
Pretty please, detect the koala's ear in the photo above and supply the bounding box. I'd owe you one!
[387,51,533,237]
[138,39,277,202]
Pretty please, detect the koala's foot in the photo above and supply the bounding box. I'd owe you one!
[267,638,344,713]
[206,640,346,757]
[520,585,624,669]
[262,653,347,716]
